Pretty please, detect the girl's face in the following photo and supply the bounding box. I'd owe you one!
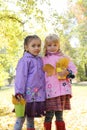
[25,39,41,56]
[46,42,60,53]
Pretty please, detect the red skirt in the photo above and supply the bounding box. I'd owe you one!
[46,95,71,111]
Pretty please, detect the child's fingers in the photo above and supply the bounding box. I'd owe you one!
[15,93,23,101]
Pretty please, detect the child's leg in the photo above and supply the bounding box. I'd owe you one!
[14,117,25,130]
[44,111,54,130]
[27,116,35,130]
[55,111,66,130]
[55,111,63,121]
[45,111,54,122]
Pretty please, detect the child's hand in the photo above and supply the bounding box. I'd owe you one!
[12,94,26,105]
[57,69,69,78]
[15,93,23,101]
[67,69,75,79]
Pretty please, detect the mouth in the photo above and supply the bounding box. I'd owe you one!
[49,50,57,53]
[34,50,40,53]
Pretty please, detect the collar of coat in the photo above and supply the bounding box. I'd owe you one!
[24,52,40,59]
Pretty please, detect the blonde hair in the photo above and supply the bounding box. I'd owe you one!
[43,34,60,56]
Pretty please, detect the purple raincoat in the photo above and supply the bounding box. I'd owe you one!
[15,52,46,103]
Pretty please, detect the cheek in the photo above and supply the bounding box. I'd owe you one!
[58,45,60,49]
[47,47,51,50]
[56,45,60,50]
[39,46,41,49]
[38,47,41,51]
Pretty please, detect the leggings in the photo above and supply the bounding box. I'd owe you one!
[45,111,63,122]
[14,116,34,130]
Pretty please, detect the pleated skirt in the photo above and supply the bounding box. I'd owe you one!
[25,101,46,117]
[46,95,71,111]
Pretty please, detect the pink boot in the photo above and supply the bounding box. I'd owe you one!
[44,122,51,130]
[55,121,66,130]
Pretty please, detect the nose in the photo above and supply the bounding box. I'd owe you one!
[35,46,40,50]
[52,46,55,49]
[35,47,39,50]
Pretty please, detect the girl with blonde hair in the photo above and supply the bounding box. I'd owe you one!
[43,34,77,130]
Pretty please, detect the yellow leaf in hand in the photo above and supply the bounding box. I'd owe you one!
[12,95,19,105]
[43,64,55,76]
[20,97,26,105]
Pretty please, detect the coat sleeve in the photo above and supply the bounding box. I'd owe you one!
[68,60,77,75]
[15,58,28,95]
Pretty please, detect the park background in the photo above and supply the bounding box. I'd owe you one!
[0,0,87,130]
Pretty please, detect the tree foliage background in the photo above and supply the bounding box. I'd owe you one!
[0,0,87,87]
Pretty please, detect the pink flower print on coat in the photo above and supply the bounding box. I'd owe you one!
[47,84,52,98]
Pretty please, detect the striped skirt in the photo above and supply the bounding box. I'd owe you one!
[46,95,71,111]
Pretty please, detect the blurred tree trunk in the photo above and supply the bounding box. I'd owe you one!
[85,64,87,77]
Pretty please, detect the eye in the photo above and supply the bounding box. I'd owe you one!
[54,44,57,46]
[48,44,51,47]
[32,44,36,47]
[37,44,41,47]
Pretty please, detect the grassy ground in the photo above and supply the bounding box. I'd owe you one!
[0,83,87,130]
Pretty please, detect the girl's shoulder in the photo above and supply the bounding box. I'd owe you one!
[20,55,29,62]
[17,57,26,67]
[16,56,31,70]
[42,56,48,63]
[17,54,31,65]
[62,55,72,60]
[37,56,44,65]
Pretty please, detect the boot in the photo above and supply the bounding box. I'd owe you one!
[27,128,35,130]
[55,121,66,130]
[44,122,51,130]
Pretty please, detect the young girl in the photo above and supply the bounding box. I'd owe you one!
[14,35,46,130]
[43,34,77,130]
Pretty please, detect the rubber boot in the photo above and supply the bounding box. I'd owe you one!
[44,122,51,130]
[55,121,66,130]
